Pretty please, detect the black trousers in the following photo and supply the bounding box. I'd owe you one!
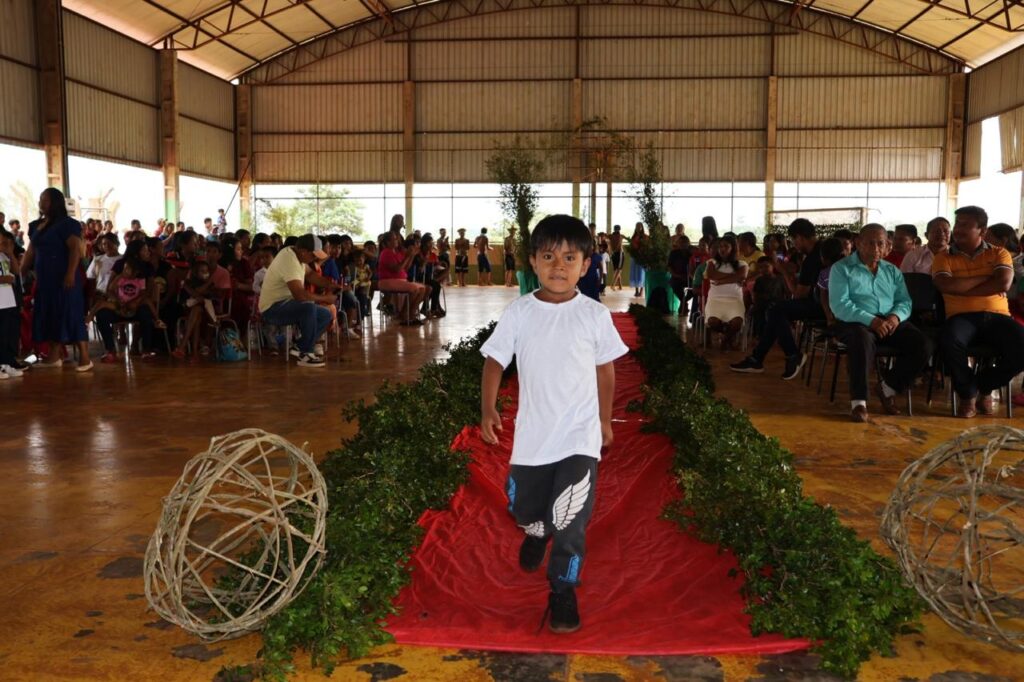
[751,297,823,362]
[836,321,929,402]
[96,306,154,353]
[669,277,689,316]
[507,455,598,594]
[940,312,1024,400]
[0,307,19,366]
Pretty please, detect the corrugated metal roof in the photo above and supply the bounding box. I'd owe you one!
[66,81,159,165]
[0,60,40,144]
[58,0,1024,81]
[0,0,37,65]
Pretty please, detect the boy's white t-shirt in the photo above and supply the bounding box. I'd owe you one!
[87,254,118,293]
[480,292,629,466]
[253,267,267,295]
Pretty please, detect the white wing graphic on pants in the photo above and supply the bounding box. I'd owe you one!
[551,470,591,531]
[520,521,546,537]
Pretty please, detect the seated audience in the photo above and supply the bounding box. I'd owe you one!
[258,234,335,367]
[731,219,824,379]
[933,206,1024,418]
[816,237,851,326]
[377,232,428,326]
[829,224,928,422]
[900,217,950,275]
[704,234,747,350]
[885,224,917,268]
[750,256,786,337]
[736,232,764,268]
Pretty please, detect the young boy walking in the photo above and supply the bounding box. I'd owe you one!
[479,214,628,634]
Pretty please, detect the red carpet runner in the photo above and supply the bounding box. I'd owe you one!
[386,313,808,656]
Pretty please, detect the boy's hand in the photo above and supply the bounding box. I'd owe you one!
[601,420,614,448]
[480,407,503,445]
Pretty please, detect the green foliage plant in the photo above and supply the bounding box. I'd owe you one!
[625,145,670,271]
[628,304,922,678]
[231,324,494,680]
[486,136,544,274]
[256,185,366,239]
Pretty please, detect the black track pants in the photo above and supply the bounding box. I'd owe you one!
[506,455,598,593]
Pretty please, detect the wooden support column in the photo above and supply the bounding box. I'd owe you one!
[605,180,612,234]
[944,73,966,215]
[35,0,67,195]
[403,80,415,232]
[765,75,778,229]
[571,77,583,218]
[235,84,253,229]
[159,50,180,223]
[1019,166,1024,233]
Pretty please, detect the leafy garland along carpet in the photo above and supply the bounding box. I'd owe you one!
[629,303,922,677]
[230,306,921,680]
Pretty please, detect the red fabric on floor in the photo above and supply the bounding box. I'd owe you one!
[386,313,807,656]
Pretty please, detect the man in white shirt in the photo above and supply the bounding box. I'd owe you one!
[258,234,336,367]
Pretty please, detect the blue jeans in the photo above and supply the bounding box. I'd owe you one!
[261,300,332,354]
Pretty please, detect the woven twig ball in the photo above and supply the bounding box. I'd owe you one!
[144,429,328,641]
[882,425,1024,650]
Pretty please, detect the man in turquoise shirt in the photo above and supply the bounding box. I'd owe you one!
[828,224,929,422]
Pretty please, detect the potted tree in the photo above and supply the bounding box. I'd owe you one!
[626,144,677,312]
[486,136,543,294]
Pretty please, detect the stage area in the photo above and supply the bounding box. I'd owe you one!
[0,287,1019,681]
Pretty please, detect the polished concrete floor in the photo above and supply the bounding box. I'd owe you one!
[0,286,1021,681]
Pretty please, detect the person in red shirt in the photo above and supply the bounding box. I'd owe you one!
[377,232,428,325]
[884,224,916,268]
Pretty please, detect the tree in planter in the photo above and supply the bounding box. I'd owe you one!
[625,144,674,311]
[485,136,543,292]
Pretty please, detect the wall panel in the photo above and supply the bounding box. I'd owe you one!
[584,79,765,130]
[0,60,40,143]
[253,84,403,133]
[412,40,574,81]
[63,11,157,105]
[181,118,234,180]
[0,0,36,65]
[66,81,159,166]
[273,41,407,84]
[774,33,926,77]
[254,133,403,183]
[777,129,944,181]
[967,45,1024,123]
[778,76,947,129]
[180,63,234,129]
[582,36,768,79]
[962,121,982,179]
[417,81,571,131]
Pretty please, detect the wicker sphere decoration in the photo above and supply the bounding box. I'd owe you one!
[144,429,328,641]
[882,425,1024,651]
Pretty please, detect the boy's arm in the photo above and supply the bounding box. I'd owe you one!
[480,356,504,444]
[597,362,615,448]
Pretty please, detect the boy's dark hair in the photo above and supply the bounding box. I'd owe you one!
[894,224,918,240]
[481,228,488,235]
[787,218,816,240]
[283,236,299,247]
[530,214,593,256]
[737,231,757,249]
[988,223,1018,251]
[326,234,343,246]
[756,255,772,265]
[833,228,855,242]
[954,205,988,229]
[251,233,269,248]
[235,228,250,239]
[363,240,376,250]
[820,237,845,266]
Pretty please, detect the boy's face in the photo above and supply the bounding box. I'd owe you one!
[328,243,341,258]
[529,242,589,296]
[103,238,119,256]
[259,252,273,268]
[757,261,771,277]
[893,231,914,254]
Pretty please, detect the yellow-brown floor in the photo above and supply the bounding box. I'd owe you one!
[0,286,1021,681]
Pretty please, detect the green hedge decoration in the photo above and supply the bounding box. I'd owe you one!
[628,303,922,677]
[230,306,921,680]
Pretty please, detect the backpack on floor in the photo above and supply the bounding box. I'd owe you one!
[648,286,670,315]
[217,327,248,362]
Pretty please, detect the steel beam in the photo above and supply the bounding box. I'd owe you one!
[240,0,963,83]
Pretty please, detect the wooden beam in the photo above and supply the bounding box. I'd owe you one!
[403,80,415,231]
[236,84,254,229]
[34,0,67,194]
[943,72,966,215]
[160,50,181,223]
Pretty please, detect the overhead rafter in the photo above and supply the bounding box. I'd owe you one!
[138,0,260,64]
[240,0,965,83]
[914,0,1024,33]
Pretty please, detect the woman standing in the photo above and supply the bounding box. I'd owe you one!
[21,188,92,371]
[629,222,647,298]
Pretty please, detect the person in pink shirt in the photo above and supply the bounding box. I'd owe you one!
[377,232,428,325]
[204,240,232,313]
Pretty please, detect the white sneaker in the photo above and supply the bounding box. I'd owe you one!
[0,370,7,380]
[314,343,325,356]
[1,364,24,378]
[345,328,360,339]
[296,352,325,368]
[289,345,301,358]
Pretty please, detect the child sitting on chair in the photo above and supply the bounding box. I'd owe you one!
[86,260,164,328]
[172,260,218,360]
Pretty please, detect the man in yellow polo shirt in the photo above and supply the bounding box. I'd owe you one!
[932,205,1024,418]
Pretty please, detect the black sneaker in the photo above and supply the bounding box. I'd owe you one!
[519,535,548,572]
[296,352,325,368]
[547,589,580,634]
[781,352,806,381]
[729,356,764,373]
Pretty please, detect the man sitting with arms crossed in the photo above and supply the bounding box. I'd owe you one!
[932,206,1024,418]
[258,233,336,368]
[829,224,928,423]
